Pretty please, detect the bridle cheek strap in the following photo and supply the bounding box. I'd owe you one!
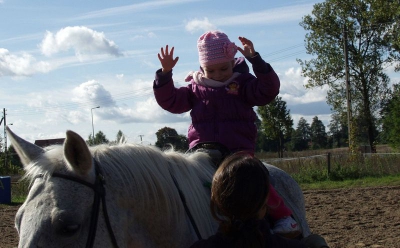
[52,159,119,248]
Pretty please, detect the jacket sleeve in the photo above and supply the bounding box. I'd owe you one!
[153,69,193,114]
[239,53,280,106]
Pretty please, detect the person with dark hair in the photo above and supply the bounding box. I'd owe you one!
[190,153,329,248]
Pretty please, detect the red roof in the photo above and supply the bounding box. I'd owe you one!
[34,138,65,148]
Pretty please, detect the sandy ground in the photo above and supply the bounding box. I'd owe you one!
[1,186,399,248]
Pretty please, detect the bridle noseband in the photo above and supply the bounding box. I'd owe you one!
[52,159,119,248]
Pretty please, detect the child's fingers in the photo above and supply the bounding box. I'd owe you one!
[165,45,169,55]
[238,36,249,45]
[160,46,165,57]
[237,46,245,55]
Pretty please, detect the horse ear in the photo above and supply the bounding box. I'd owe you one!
[64,130,92,176]
[6,126,44,167]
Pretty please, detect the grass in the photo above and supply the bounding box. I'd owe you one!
[11,179,29,204]
[299,174,400,191]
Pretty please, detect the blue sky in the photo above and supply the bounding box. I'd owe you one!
[2,0,397,146]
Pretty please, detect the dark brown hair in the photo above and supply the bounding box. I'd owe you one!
[210,152,270,248]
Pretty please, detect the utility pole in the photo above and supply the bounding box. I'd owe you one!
[91,106,100,141]
[343,24,352,150]
[138,135,144,144]
[0,108,7,167]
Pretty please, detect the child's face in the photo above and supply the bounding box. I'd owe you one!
[202,60,234,82]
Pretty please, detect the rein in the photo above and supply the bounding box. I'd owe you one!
[169,173,203,241]
[52,160,119,248]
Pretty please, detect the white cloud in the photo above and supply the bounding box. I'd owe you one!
[71,80,189,124]
[73,0,200,20]
[147,32,156,38]
[0,48,52,77]
[279,67,328,104]
[72,80,117,107]
[67,111,87,124]
[98,96,189,124]
[184,4,314,33]
[214,4,314,26]
[40,26,122,57]
[185,17,217,33]
[130,32,157,41]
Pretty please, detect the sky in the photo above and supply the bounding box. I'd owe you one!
[1,0,398,147]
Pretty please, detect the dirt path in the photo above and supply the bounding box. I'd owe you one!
[304,186,400,248]
[1,186,400,248]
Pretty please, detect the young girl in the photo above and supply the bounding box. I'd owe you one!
[190,153,328,248]
[153,30,299,236]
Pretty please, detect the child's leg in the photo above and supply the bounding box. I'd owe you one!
[267,183,301,237]
[267,183,292,220]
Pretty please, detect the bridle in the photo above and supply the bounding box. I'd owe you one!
[52,159,119,248]
[48,158,202,247]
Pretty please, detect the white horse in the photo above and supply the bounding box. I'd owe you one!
[7,127,311,248]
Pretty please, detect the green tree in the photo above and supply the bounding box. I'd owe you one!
[87,131,109,145]
[328,112,348,148]
[257,97,293,158]
[310,116,328,149]
[7,145,22,168]
[385,8,400,71]
[290,117,311,151]
[255,116,277,152]
[381,84,400,148]
[115,130,126,143]
[298,0,399,151]
[155,127,188,151]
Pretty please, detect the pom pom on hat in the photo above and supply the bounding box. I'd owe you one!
[197,31,237,67]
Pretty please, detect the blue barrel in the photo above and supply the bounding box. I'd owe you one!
[0,176,11,204]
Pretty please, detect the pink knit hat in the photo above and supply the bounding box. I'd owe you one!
[197,31,238,67]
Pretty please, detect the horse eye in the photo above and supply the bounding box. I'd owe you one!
[62,224,81,235]
[53,218,81,237]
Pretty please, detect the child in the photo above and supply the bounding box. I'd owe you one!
[190,153,328,248]
[153,30,299,236]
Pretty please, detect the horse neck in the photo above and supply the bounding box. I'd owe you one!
[92,145,217,245]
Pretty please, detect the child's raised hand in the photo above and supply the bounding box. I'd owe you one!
[158,45,179,74]
[237,37,256,58]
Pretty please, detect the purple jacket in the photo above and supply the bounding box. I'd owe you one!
[153,53,280,152]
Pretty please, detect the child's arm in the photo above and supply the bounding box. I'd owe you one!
[153,45,192,114]
[236,37,280,105]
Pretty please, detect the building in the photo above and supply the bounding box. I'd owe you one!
[34,138,65,148]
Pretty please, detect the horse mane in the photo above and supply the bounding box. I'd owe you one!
[23,142,217,238]
[92,143,217,237]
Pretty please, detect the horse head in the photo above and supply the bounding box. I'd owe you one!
[8,127,118,248]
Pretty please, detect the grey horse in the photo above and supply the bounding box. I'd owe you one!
[8,127,323,248]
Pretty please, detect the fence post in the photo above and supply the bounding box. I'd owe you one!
[327,152,331,175]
